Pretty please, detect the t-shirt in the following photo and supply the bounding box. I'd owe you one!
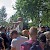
[16,22,23,33]
[11,36,28,50]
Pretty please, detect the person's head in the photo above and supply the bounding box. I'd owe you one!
[10,30,18,39]
[40,26,46,32]
[7,27,10,32]
[22,29,29,37]
[0,26,6,33]
[29,26,37,41]
[17,17,23,21]
[44,31,50,45]
[39,34,46,44]
[38,26,45,32]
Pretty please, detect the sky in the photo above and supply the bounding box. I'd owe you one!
[0,0,16,21]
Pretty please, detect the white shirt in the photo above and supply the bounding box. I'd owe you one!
[16,22,23,33]
[11,36,28,50]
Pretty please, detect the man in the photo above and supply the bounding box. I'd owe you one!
[13,17,23,33]
[11,30,28,50]
[20,26,38,50]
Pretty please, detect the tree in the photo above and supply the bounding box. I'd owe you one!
[10,13,18,22]
[0,6,7,25]
[13,0,50,27]
[0,6,7,18]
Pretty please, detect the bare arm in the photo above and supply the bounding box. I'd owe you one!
[13,21,21,24]
[13,21,22,27]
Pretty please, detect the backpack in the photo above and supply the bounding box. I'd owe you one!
[21,40,41,50]
[21,41,32,50]
[30,41,42,50]
[20,41,32,50]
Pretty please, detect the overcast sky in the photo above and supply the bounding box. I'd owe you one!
[0,0,16,21]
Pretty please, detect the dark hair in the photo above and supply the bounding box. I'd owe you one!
[39,34,46,43]
[11,30,18,35]
[41,26,45,29]
[0,26,5,31]
[1,33,6,38]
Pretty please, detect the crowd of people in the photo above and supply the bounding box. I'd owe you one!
[0,17,50,50]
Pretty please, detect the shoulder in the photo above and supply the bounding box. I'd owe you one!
[21,40,31,46]
[21,42,28,46]
[11,38,18,47]
[20,41,29,50]
[11,38,18,43]
[11,39,18,47]
[21,36,28,39]
[19,36,28,41]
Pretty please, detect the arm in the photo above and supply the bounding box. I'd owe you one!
[13,21,21,25]
[13,21,22,27]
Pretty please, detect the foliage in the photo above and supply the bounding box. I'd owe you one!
[0,6,7,18]
[10,13,18,22]
[0,6,7,26]
[11,0,50,27]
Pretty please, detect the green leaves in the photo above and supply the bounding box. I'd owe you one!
[12,0,50,27]
[0,6,7,25]
[0,6,7,18]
